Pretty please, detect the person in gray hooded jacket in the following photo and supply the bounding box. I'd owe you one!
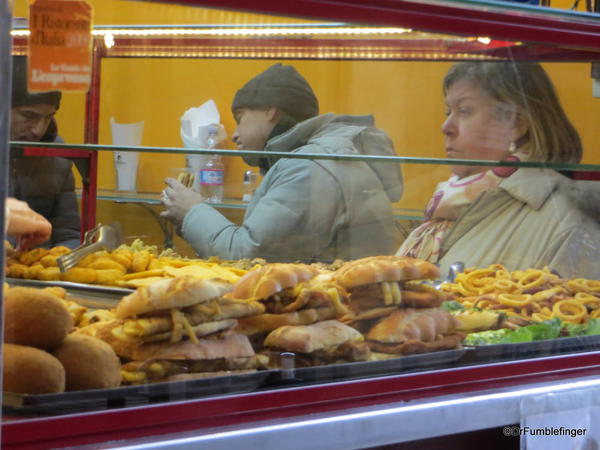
[161,63,403,262]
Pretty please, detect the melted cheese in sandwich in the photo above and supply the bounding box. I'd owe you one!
[381,282,402,306]
[289,280,352,318]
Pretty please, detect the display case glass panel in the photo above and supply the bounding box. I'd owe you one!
[2,0,600,434]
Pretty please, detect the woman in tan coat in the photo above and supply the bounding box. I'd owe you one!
[397,62,600,279]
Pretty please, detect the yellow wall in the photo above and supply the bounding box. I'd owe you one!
[11,0,600,254]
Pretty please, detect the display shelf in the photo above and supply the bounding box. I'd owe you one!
[2,352,599,449]
[15,141,600,173]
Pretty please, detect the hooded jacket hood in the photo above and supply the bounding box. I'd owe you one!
[265,113,403,202]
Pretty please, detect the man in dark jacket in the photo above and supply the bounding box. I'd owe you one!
[8,56,80,248]
[162,63,403,262]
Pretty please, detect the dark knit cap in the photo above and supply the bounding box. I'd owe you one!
[232,63,318,122]
[11,55,61,109]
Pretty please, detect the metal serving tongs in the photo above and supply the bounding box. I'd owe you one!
[433,261,465,290]
[57,223,124,273]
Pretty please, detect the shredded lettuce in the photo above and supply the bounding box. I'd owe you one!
[465,317,600,346]
[464,329,511,346]
[442,300,465,312]
[584,319,600,336]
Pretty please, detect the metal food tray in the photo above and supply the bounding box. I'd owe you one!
[3,370,274,415]
[2,349,468,415]
[277,348,467,386]
[461,334,600,364]
[5,278,133,307]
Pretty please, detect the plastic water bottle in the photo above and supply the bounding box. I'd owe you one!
[242,170,257,202]
[200,126,224,203]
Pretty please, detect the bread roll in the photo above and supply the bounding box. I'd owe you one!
[264,320,363,354]
[3,343,65,394]
[366,308,460,343]
[333,255,440,288]
[116,276,232,318]
[4,287,73,348]
[236,306,337,335]
[231,263,319,300]
[81,320,255,361]
[52,334,122,391]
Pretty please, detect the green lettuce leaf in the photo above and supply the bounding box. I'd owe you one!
[442,301,464,313]
[464,329,511,345]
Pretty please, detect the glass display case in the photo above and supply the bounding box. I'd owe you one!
[1,0,600,448]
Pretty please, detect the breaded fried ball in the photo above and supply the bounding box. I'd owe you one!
[52,334,121,390]
[5,287,73,349]
[3,343,65,394]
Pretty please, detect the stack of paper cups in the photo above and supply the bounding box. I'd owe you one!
[111,118,144,192]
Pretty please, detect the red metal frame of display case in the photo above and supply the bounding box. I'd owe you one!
[167,0,600,48]
[4,2,600,447]
[2,352,600,449]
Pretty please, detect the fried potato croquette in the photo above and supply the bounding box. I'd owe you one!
[37,267,62,281]
[40,254,59,268]
[48,246,71,257]
[87,257,126,273]
[62,268,98,284]
[18,248,48,266]
[6,263,28,279]
[6,257,19,266]
[26,264,46,280]
[76,251,107,269]
[109,250,133,271]
[131,250,152,273]
[95,269,125,286]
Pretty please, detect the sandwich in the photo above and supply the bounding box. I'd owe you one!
[113,275,264,344]
[79,275,266,383]
[262,320,370,368]
[230,263,352,338]
[332,255,447,324]
[366,308,464,355]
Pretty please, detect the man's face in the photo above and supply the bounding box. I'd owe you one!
[10,104,57,141]
[231,107,278,152]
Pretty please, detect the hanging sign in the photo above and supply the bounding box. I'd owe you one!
[28,0,92,92]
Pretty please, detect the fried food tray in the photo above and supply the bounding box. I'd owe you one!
[3,370,275,415]
[5,278,133,307]
[461,334,600,364]
[7,336,597,416]
[2,350,469,415]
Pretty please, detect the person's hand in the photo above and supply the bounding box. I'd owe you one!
[6,198,52,250]
[160,178,205,229]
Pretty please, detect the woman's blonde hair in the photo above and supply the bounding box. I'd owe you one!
[443,62,582,163]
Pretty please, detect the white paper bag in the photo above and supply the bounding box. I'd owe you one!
[180,99,227,191]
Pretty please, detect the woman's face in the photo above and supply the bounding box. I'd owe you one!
[442,79,521,178]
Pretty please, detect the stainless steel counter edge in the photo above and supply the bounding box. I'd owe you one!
[90,375,600,450]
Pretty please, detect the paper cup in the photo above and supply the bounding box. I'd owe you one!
[111,118,144,192]
[114,152,139,192]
